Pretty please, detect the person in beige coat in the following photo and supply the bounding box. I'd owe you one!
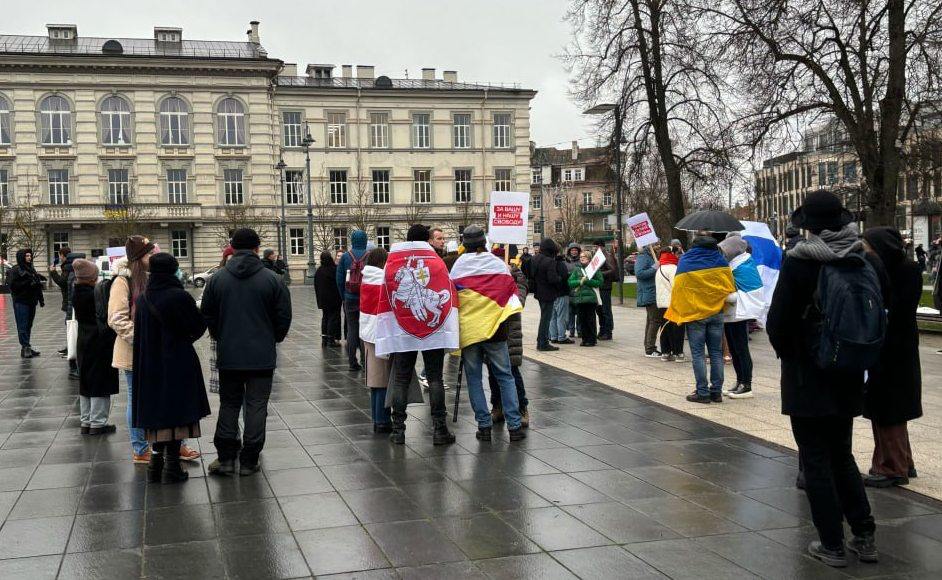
[359,249,393,432]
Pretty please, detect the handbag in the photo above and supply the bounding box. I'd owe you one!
[66,310,78,361]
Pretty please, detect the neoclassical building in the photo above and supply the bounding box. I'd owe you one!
[0,22,535,277]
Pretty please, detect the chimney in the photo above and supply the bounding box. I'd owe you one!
[356,65,375,80]
[443,70,458,83]
[248,21,260,44]
[281,63,298,77]
[341,65,353,78]
[421,68,436,81]
[571,141,579,161]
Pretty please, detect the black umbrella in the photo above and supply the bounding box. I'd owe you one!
[674,210,745,233]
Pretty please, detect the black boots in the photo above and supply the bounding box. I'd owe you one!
[147,451,164,483]
[476,427,492,441]
[432,418,455,446]
[389,413,406,445]
[20,346,36,358]
[161,443,189,484]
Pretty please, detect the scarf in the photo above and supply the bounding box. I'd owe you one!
[658,252,679,266]
[788,224,863,262]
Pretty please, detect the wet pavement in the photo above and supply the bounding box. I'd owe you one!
[1,288,941,579]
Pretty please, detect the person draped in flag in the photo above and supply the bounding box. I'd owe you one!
[450,225,527,442]
[359,248,393,433]
[719,233,766,399]
[377,224,459,446]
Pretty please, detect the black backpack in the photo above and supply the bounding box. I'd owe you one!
[95,275,129,334]
[804,254,886,372]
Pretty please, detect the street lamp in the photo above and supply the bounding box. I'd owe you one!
[301,127,316,284]
[584,103,625,304]
[275,157,287,262]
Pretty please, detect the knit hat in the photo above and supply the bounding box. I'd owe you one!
[791,190,853,231]
[231,228,260,250]
[148,252,179,275]
[462,225,487,250]
[72,259,98,284]
[718,233,748,261]
[126,235,155,262]
[406,224,430,242]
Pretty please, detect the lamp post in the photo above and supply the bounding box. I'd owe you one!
[584,103,625,304]
[275,157,287,262]
[302,127,316,284]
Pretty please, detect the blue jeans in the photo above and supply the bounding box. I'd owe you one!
[13,301,36,347]
[370,388,390,426]
[124,370,149,455]
[550,296,569,341]
[463,341,521,430]
[686,312,725,397]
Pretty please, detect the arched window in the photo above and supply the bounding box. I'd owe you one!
[40,95,72,145]
[100,95,131,145]
[159,96,189,146]
[216,98,245,146]
[0,95,10,145]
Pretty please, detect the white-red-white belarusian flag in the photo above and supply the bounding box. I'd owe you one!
[374,241,459,357]
[358,265,384,344]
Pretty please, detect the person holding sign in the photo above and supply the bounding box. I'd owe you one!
[568,252,604,347]
[593,241,617,340]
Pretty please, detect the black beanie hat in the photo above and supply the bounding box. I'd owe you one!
[231,228,261,250]
[462,225,487,250]
[406,224,430,242]
[148,252,179,275]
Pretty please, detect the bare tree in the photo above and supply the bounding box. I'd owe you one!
[104,187,155,243]
[211,204,274,248]
[550,185,587,245]
[448,198,488,240]
[702,0,942,226]
[10,169,42,254]
[347,149,388,235]
[310,163,343,254]
[394,202,433,242]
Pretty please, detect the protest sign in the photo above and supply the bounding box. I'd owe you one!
[487,191,530,245]
[583,248,606,280]
[626,212,659,249]
[106,246,127,266]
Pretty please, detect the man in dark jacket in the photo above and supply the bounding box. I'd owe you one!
[201,228,292,476]
[766,191,880,567]
[336,229,369,371]
[48,246,73,357]
[8,248,45,358]
[530,238,562,351]
[313,250,342,346]
[593,240,617,340]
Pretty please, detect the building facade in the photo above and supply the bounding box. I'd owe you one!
[0,22,535,277]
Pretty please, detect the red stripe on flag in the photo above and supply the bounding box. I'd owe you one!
[360,283,383,316]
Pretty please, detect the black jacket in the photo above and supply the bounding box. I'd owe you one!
[596,248,618,291]
[262,258,287,276]
[132,273,209,430]
[313,253,342,311]
[507,266,528,366]
[862,228,923,425]
[767,252,889,418]
[531,239,564,303]
[7,249,45,307]
[73,283,119,398]
[200,251,292,370]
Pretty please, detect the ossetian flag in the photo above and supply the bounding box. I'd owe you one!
[374,241,459,357]
[449,251,523,349]
[737,221,782,324]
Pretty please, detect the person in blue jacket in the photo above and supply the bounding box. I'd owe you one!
[634,241,661,356]
[336,229,369,371]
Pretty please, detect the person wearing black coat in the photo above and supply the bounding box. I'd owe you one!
[7,248,45,358]
[594,241,617,340]
[530,238,563,351]
[766,191,880,567]
[71,259,119,435]
[132,253,209,484]
[861,227,923,488]
[313,250,342,346]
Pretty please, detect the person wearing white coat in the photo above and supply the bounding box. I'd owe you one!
[654,247,685,361]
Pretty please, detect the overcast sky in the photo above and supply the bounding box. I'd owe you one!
[4,0,599,149]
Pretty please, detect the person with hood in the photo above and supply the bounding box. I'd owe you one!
[201,228,292,476]
[359,248,393,432]
[48,245,73,357]
[314,250,343,347]
[655,247,685,361]
[530,238,563,351]
[766,191,881,567]
[719,233,765,399]
[8,248,45,358]
[71,259,119,434]
[132,253,209,484]
[488,246,531,427]
[568,250,603,346]
[784,225,802,253]
[665,237,735,404]
[635,242,661,356]
[861,227,922,488]
[593,240,617,340]
[336,229,369,371]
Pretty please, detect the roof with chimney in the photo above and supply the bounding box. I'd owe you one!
[531,144,611,167]
[274,76,527,92]
[0,34,268,60]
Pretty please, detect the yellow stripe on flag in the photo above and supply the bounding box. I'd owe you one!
[456,288,522,349]
[664,267,735,324]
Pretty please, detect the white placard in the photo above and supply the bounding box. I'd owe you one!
[626,212,659,248]
[487,191,530,245]
[106,246,126,266]
[583,248,606,280]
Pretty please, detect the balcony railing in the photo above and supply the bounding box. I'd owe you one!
[581,203,614,214]
[36,203,203,222]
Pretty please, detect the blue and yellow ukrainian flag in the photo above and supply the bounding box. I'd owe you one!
[665,247,735,324]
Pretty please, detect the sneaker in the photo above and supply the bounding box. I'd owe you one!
[685,392,711,404]
[208,458,236,476]
[644,351,662,358]
[179,445,201,462]
[88,424,117,435]
[132,450,152,464]
[846,534,878,563]
[537,345,560,352]
[674,354,686,363]
[558,338,575,345]
[661,354,675,362]
[710,392,723,403]
[80,425,90,435]
[418,375,429,390]
[598,334,612,341]
[239,462,261,476]
[727,384,753,399]
[863,473,909,488]
[808,541,848,568]
[57,348,68,357]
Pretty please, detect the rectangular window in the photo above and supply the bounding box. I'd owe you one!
[48,169,69,205]
[531,194,541,210]
[369,112,389,149]
[453,113,471,148]
[284,170,304,205]
[582,192,593,209]
[329,170,348,204]
[413,169,431,204]
[843,162,857,182]
[0,106,10,145]
[817,162,826,187]
[604,217,614,232]
[42,110,71,145]
[102,110,131,146]
[333,227,348,251]
[534,221,543,234]
[289,227,305,256]
[907,174,919,200]
[531,168,542,184]
[554,219,562,234]
[454,169,472,202]
[327,112,346,148]
[494,168,512,192]
[170,230,188,258]
[553,193,562,208]
[283,111,302,147]
[827,161,838,185]
[375,226,390,250]
[584,221,594,232]
[412,113,430,148]
[224,168,244,204]
[108,168,129,204]
[52,232,70,254]
[603,191,613,206]
[167,169,187,204]
[372,169,390,204]
[0,169,8,206]
[493,113,511,148]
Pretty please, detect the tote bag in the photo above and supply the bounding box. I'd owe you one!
[66,310,78,361]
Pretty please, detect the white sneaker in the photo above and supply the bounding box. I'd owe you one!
[674,354,687,363]
[644,351,662,358]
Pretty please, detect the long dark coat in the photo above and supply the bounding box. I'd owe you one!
[862,228,923,425]
[313,252,342,311]
[131,273,210,430]
[73,283,119,397]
